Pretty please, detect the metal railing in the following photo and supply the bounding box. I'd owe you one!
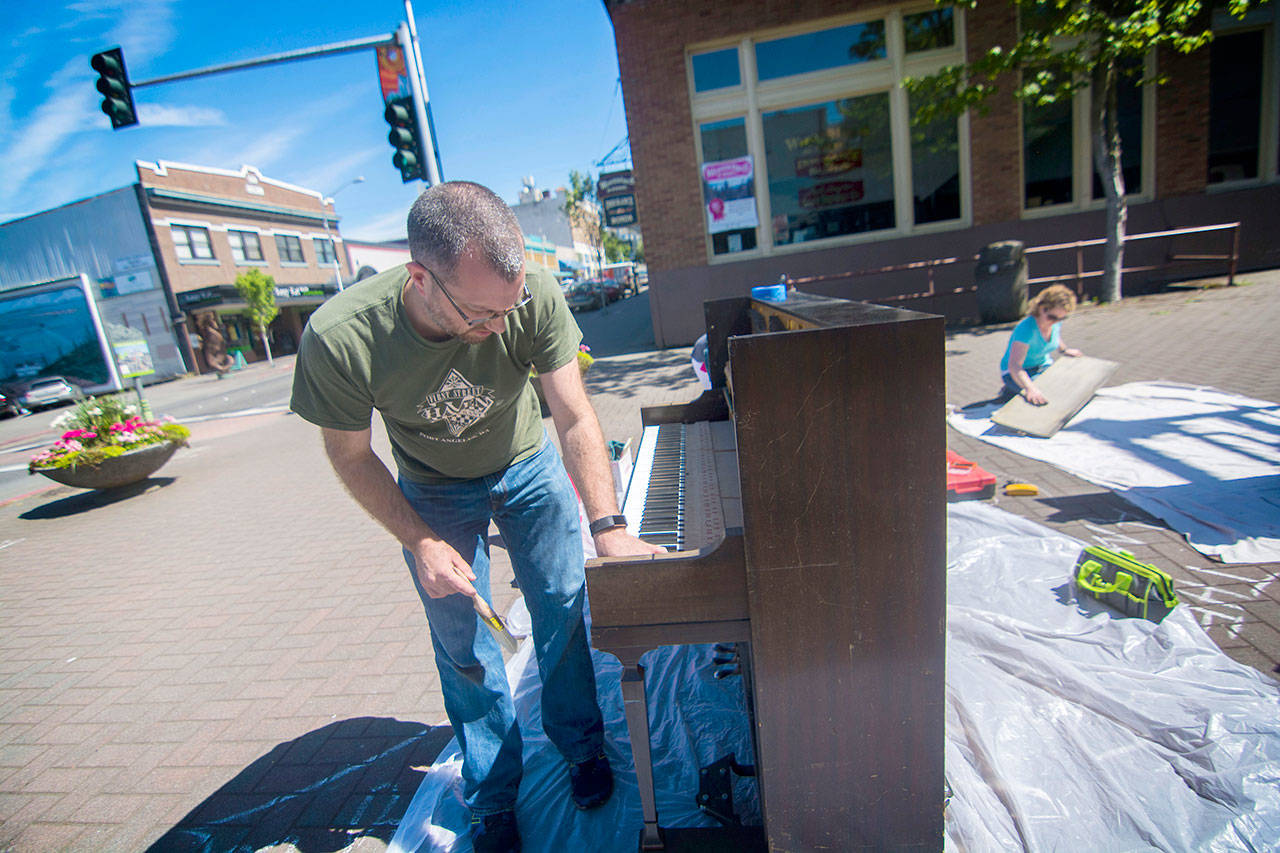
[788,221,1241,302]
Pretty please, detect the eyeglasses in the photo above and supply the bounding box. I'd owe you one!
[426,266,532,328]
[1041,308,1067,322]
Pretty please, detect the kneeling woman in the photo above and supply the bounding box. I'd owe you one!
[1000,284,1083,405]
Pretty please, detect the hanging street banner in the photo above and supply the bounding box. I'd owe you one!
[375,42,411,105]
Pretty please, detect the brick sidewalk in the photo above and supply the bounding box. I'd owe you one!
[0,278,1276,850]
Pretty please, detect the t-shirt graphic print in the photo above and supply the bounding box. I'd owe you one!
[417,368,495,437]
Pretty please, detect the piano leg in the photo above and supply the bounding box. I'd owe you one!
[622,663,664,850]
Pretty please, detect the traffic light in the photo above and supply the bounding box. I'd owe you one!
[384,95,424,182]
[90,47,138,130]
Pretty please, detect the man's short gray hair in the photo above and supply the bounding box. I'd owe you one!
[406,181,525,281]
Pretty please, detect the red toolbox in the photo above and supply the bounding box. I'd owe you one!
[946,450,996,501]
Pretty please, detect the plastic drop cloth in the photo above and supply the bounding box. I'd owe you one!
[391,501,1280,853]
[947,381,1280,563]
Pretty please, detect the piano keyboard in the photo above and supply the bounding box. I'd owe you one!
[622,420,741,550]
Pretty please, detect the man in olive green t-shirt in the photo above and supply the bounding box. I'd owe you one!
[290,182,661,853]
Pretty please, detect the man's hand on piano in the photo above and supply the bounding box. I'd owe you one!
[411,537,479,598]
[593,527,669,557]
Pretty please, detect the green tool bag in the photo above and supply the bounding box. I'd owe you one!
[1073,546,1179,623]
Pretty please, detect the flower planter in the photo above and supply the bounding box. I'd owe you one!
[32,441,181,490]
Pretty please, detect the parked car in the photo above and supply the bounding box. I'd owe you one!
[8,376,81,412]
[565,280,606,311]
[600,279,625,303]
[0,389,24,418]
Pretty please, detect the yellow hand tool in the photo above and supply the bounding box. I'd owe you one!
[472,594,520,655]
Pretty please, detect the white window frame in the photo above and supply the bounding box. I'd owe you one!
[272,231,307,266]
[687,4,971,264]
[227,228,265,265]
[169,222,217,264]
[313,236,337,265]
[1205,7,1280,191]
[1019,52,1157,219]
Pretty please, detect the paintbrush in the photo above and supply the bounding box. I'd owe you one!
[472,594,520,655]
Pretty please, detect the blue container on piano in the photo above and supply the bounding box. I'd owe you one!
[751,283,786,303]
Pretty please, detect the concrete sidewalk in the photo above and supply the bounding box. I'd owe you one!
[0,278,1276,851]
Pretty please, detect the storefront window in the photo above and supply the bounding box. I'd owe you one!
[904,7,955,53]
[1208,29,1264,183]
[764,94,895,245]
[700,118,758,255]
[692,47,741,92]
[1023,94,1074,208]
[910,99,961,224]
[755,21,886,81]
[688,8,966,259]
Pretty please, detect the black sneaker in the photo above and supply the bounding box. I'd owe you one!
[569,753,613,810]
[469,810,520,853]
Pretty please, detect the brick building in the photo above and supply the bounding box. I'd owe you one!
[605,1,1280,345]
[137,160,352,372]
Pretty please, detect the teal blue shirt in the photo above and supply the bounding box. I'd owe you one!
[1000,315,1060,374]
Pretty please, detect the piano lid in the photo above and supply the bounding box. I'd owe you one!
[750,290,935,331]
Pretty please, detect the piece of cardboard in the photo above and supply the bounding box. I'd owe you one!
[992,355,1119,438]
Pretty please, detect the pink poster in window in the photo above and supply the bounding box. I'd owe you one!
[701,156,759,234]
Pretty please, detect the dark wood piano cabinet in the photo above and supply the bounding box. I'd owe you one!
[587,292,946,851]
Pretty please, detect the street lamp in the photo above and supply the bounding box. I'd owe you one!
[323,175,364,291]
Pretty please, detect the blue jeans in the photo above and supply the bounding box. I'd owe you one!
[1001,363,1047,398]
[398,439,604,816]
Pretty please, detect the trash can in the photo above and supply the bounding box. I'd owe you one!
[975,241,1027,324]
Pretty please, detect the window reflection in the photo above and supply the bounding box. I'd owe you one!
[755,21,886,81]
[764,94,896,245]
[0,282,111,387]
[700,118,758,254]
[904,7,954,53]
[1208,29,1263,183]
[910,100,961,223]
[1024,95,1074,208]
[692,48,741,92]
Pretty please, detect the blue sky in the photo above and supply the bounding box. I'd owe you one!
[2,0,630,240]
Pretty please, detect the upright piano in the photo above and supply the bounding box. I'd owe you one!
[586,291,946,851]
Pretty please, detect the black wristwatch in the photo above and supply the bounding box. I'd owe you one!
[588,514,629,536]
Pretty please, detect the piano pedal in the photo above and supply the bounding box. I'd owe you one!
[712,652,737,665]
[714,666,741,679]
[696,754,756,826]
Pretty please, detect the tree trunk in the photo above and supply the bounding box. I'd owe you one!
[1091,61,1127,303]
[259,326,274,365]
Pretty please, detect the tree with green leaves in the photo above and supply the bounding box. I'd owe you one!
[906,0,1263,303]
[234,268,279,365]
[562,170,606,277]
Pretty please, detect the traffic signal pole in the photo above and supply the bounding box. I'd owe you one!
[400,0,441,186]
[91,17,441,188]
[123,34,392,90]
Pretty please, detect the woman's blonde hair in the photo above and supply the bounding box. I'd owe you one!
[1027,284,1077,317]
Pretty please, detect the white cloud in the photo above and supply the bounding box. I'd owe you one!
[297,147,383,197]
[345,208,410,242]
[234,125,315,172]
[136,103,226,127]
[0,0,180,209]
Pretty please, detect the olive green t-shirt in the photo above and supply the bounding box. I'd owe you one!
[290,263,582,482]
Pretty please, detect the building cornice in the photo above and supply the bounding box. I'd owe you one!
[142,187,337,226]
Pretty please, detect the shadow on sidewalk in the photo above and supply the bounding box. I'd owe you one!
[147,717,452,852]
[19,477,176,519]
